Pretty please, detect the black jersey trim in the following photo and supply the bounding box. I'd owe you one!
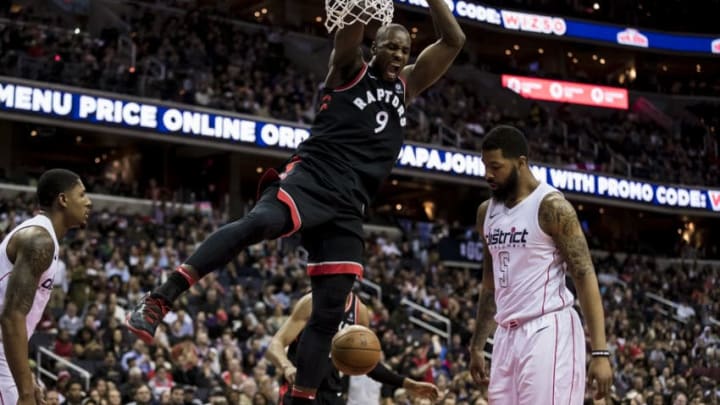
[333,63,368,92]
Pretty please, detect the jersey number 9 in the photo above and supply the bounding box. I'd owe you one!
[374,111,389,133]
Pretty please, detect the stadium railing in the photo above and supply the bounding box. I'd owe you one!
[400,297,452,350]
[36,346,91,392]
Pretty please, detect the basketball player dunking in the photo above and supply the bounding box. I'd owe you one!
[0,169,92,405]
[468,126,613,404]
[266,292,439,404]
[126,1,464,404]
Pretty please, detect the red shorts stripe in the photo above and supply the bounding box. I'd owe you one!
[291,387,316,400]
[278,383,288,405]
[277,188,302,237]
[284,158,300,174]
[307,261,363,278]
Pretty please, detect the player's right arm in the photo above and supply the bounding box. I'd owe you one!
[469,200,496,386]
[358,302,440,402]
[0,227,54,405]
[325,23,366,89]
[265,294,313,385]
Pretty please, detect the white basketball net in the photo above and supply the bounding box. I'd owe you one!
[324,0,394,33]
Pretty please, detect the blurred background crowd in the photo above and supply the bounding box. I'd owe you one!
[0,0,718,404]
[1,191,718,405]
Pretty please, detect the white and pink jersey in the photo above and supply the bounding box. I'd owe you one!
[483,182,574,327]
[0,215,59,344]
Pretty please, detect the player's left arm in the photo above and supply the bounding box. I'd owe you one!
[539,193,613,399]
[0,227,54,404]
[265,294,312,384]
[400,0,465,103]
[360,302,440,401]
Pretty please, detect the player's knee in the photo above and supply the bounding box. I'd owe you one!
[245,204,289,239]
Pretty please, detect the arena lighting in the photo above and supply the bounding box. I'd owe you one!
[501,74,629,109]
[394,0,720,55]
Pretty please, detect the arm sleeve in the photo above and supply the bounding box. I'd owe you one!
[367,362,405,388]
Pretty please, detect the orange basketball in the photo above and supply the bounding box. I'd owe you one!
[331,325,382,375]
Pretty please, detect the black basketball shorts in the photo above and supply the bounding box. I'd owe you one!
[257,157,365,278]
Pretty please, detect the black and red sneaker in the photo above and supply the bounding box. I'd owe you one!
[125,293,169,344]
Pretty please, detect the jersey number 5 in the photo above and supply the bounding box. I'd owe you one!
[498,251,510,288]
[374,111,389,133]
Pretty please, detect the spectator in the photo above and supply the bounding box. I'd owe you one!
[58,302,82,336]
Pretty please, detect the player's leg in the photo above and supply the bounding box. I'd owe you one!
[288,273,355,405]
[487,326,518,405]
[126,185,294,343]
[288,230,363,405]
[516,309,585,405]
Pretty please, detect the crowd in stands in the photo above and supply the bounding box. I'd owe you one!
[0,3,718,187]
[0,190,718,405]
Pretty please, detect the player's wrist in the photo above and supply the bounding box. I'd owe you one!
[18,390,34,399]
[590,349,611,358]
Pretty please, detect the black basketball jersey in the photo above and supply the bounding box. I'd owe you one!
[286,293,360,394]
[296,63,406,208]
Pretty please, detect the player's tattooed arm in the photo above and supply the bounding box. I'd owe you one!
[539,194,609,352]
[470,200,497,351]
[538,193,594,279]
[0,227,54,399]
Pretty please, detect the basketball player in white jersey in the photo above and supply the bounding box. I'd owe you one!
[468,126,613,404]
[0,169,92,405]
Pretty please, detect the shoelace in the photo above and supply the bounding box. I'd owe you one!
[143,296,169,323]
